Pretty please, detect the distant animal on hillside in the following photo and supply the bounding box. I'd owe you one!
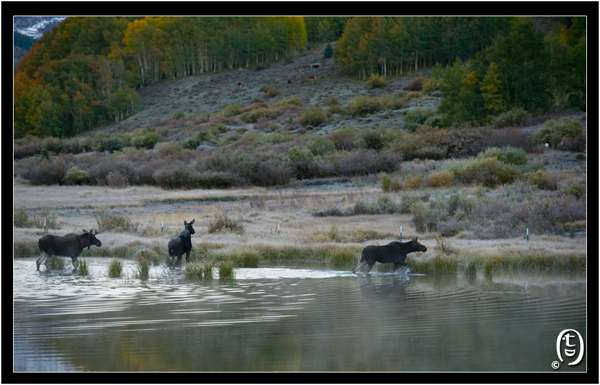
[308,75,316,80]
[36,229,102,271]
[264,88,269,93]
[168,219,196,269]
[352,237,427,274]
[287,78,291,84]
[237,81,241,87]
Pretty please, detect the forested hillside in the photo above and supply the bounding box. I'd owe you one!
[14,16,586,140]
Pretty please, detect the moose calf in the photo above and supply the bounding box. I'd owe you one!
[168,219,195,269]
[352,237,427,274]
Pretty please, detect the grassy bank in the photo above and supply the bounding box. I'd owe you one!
[15,236,586,276]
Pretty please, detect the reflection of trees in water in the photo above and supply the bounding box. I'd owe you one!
[17,273,587,372]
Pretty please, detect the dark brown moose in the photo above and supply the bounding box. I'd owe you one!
[36,229,102,271]
[168,219,195,269]
[352,237,427,274]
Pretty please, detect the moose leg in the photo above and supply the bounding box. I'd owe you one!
[352,260,367,273]
[36,252,49,271]
[72,257,79,271]
[185,251,190,266]
[364,262,376,275]
[168,255,175,269]
[393,262,399,272]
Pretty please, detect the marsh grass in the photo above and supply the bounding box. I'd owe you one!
[328,249,358,267]
[77,259,90,276]
[137,258,151,281]
[184,261,204,280]
[218,260,235,281]
[108,257,123,278]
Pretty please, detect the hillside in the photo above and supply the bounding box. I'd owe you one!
[89,45,441,140]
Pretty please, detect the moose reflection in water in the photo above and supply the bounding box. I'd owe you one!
[353,237,427,274]
[168,219,195,269]
[36,229,102,272]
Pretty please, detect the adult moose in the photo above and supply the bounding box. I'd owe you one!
[352,237,427,274]
[168,219,195,269]
[36,229,102,271]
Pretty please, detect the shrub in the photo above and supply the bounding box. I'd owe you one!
[460,157,521,188]
[367,73,387,89]
[14,207,29,228]
[379,94,406,110]
[95,208,138,233]
[182,136,200,150]
[42,137,63,154]
[240,108,274,123]
[402,108,438,132]
[347,96,383,118]
[425,170,454,188]
[63,166,88,185]
[560,179,586,199]
[106,171,129,188]
[265,87,280,98]
[250,160,291,187]
[306,137,335,156]
[98,135,124,153]
[422,77,442,95]
[223,103,242,117]
[404,174,422,189]
[172,111,185,120]
[298,106,326,127]
[208,212,245,234]
[66,139,84,154]
[404,77,427,91]
[131,132,158,149]
[410,201,427,232]
[479,146,527,166]
[218,132,243,147]
[379,172,392,192]
[274,97,302,107]
[368,195,398,214]
[490,108,528,128]
[156,142,182,156]
[329,127,359,150]
[532,117,585,149]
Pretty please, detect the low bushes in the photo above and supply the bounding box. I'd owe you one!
[297,106,326,127]
[367,74,387,89]
[490,108,529,128]
[532,117,585,150]
[348,96,384,118]
[404,77,427,91]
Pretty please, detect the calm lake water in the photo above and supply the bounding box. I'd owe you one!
[13,257,587,372]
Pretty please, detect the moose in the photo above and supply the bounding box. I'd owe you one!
[36,229,102,271]
[168,219,195,269]
[352,237,427,274]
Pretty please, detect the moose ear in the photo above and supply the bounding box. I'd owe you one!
[82,229,88,233]
[184,220,187,225]
[190,219,195,225]
[412,236,418,242]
